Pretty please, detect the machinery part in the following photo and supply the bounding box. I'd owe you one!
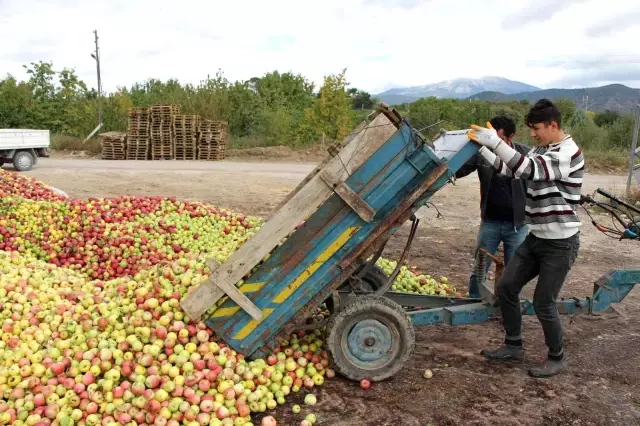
[326,265,389,313]
[326,295,415,381]
[580,189,640,240]
[13,150,34,171]
[476,248,503,305]
[350,264,388,292]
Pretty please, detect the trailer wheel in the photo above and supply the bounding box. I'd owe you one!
[325,265,388,313]
[13,151,34,171]
[326,295,414,382]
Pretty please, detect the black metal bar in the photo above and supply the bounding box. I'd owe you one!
[597,188,640,216]
[338,290,481,309]
[355,238,387,280]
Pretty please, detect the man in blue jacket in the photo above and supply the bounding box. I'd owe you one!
[455,116,530,298]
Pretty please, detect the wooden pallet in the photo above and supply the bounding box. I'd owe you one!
[174,148,197,160]
[175,136,197,143]
[198,146,226,160]
[102,146,126,160]
[126,152,148,161]
[99,132,127,160]
[127,138,148,147]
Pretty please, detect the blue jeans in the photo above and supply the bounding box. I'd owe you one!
[468,220,528,298]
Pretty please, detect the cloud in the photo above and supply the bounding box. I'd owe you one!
[585,10,640,37]
[501,0,589,30]
[363,0,427,9]
[527,53,640,70]
[549,65,640,88]
[0,0,639,95]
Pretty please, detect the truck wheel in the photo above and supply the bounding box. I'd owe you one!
[13,151,34,171]
[326,295,415,382]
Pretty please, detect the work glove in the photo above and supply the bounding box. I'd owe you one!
[468,122,502,150]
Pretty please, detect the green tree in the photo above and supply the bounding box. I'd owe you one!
[553,98,576,127]
[0,76,38,128]
[594,110,621,127]
[298,69,354,144]
[569,114,608,150]
[606,115,636,150]
[349,89,374,110]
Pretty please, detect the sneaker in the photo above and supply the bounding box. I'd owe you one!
[480,345,524,361]
[528,358,567,378]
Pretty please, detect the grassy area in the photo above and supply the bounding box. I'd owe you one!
[51,134,101,154]
[584,149,628,173]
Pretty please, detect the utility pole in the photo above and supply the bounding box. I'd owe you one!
[91,30,102,126]
[626,104,640,196]
[83,30,104,143]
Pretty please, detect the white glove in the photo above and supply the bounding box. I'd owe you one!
[468,122,503,150]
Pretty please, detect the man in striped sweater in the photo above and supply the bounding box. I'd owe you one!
[467,99,584,378]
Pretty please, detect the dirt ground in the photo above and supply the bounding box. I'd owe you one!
[25,158,640,426]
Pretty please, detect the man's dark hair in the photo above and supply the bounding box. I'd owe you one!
[525,98,562,128]
[489,115,516,138]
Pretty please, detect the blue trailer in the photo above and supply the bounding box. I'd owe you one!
[181,105,639,382]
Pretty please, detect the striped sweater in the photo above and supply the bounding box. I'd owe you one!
[479,135,584,239]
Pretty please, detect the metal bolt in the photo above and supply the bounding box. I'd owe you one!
[364,337,375,347]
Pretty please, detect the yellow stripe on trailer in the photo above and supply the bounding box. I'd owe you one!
[227,226,359,338]
[273,226,360,304]
[210,306,240,318]
[209,282,264,318]
[240,282,265,293]
[234,308,275,340]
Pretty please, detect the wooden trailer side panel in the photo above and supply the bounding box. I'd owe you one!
[182,112,399,320]
[206,124,452,355]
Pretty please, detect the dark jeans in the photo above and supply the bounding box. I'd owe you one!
[498,232,580,357]
[468,220,528,298]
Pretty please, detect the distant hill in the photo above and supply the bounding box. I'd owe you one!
[376,77,540,104]
[468,84,640,113]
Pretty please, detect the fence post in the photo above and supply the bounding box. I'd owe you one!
[626,104,640,197]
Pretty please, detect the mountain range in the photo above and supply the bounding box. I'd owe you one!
[375,77,540,104]
[375,77,640,113]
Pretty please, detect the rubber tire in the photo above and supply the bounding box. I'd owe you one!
[325,265,389,313]
[350,264,388,292]
[326,294,415,382]
[13,151,34,171]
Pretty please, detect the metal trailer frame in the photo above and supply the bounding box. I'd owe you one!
[183,105,639,382]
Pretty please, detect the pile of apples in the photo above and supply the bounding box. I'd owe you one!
[0,172,67,202]
[376,259,461,297]
[0,170,459,425]
[0,194,261,280]
[0,250,328,426]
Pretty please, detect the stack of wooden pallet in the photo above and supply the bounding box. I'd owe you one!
[150,104,180,160]
[126,107,150,160]
[173,114,200,160]
[198,120,228,161]
[100,132,127,160]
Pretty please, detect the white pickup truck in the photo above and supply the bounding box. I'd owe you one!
[0,129,51,171]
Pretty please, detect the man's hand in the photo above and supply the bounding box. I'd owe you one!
[468,122,503,150]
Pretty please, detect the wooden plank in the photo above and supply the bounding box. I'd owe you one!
[183,258,262,322]
[181,111,398,320]
[319,169,375,222]
[333,182,375,222]
[269,119,368,218]
[213,276,263,320]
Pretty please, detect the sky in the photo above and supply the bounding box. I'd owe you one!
[1,0,639,94]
